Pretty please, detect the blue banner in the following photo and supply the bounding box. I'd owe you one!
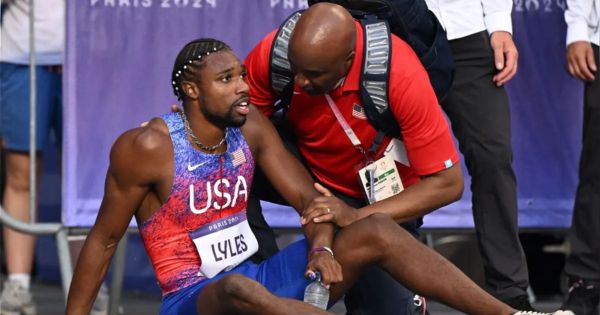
[63,0,310,226]
[64,0,583,228]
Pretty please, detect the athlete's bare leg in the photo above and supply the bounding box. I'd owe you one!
[198,214,517,315]
[197,274,331,315]
[329,213,517,315]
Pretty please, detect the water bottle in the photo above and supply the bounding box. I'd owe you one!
[303,272,330,310]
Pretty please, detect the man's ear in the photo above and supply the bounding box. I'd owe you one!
[344,50,355,70]
[181,81,199,99]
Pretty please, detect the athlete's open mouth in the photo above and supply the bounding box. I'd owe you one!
[234,98,250,115]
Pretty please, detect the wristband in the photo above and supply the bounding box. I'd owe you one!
[309,246,334,259]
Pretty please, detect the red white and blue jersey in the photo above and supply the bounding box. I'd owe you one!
[139,112,255,296]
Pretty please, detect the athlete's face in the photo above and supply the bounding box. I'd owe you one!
[196,51,250,127]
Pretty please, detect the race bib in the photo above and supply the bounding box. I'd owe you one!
[358,155,404,204]
[190,212,258,278]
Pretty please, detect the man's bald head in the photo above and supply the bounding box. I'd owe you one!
[291,3,356,55]
[288,3,357,95]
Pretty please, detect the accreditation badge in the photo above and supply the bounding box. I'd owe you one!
[189,211,258,278]
[384,138,410,166]
[358,155,404,204]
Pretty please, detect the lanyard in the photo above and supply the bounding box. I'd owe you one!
[325,94,379,201]
[324,94,363,147]
[325,94,387,158]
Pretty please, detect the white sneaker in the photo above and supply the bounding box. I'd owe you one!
[0,280,36,315]
[513,311,575,315]
[90,284,109,315]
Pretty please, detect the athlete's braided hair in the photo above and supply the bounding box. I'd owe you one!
[171,38,232,100]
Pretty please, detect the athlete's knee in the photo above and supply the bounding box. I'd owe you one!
[5,154,37,193]
[218,274,269,310]
[5,166,33,193]
[353,213,406,250]
[220,274,255,299]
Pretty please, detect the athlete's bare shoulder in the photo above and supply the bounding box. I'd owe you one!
[240,105,288,162]
[109,117,173,184]
[240,105,272,151]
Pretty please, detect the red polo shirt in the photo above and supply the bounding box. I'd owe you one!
[245,21,459,199]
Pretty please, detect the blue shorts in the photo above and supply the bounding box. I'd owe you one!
[160,239,311,315]
[0,62,62,151]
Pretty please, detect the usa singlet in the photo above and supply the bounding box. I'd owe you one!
[139,112,256,295]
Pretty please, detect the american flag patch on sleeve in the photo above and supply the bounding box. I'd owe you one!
[231,148,247,167]
[352,103,367,120]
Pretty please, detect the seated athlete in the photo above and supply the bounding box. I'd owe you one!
[65,38,572,315]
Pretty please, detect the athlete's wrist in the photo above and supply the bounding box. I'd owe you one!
[309,246,334,259]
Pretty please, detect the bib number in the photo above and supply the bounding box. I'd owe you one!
[190,211,258,278]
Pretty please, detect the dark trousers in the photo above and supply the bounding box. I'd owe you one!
[246,118,419,315]
[441,31,529,300]
[565,44,600,281]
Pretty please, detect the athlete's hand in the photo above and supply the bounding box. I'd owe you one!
[490,31,519,86]
[301,183,360,228]
[567,41,597,82]
[305,251,343,286]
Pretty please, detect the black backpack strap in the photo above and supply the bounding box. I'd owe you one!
[269,10,302,113]
[358,16,401,139]
[368,130,387,156]
[272,81,294,121]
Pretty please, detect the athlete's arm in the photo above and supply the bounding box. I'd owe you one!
[66,124,170,315]
[242,106,342,285]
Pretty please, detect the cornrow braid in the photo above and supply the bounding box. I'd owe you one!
[171,38,232,100]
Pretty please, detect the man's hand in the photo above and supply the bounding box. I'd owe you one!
[301,183,360,228]
[304,250,343,286]
[567,41,597,82]
[490,31,519,86]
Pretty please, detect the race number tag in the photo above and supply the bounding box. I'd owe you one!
[189,212,258,278]
[358,155,404,204]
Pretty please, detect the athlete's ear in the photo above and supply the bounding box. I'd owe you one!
[181,81,199,100]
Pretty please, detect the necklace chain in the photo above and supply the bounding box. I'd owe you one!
[179,110,226,152]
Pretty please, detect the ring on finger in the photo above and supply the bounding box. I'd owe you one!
[326,207,331,214]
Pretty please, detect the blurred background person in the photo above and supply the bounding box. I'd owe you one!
[422,0,533,310]
[0,0,64,314]
[561,0,600,313]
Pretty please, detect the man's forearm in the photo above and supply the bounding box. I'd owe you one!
[357,165,463,223]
